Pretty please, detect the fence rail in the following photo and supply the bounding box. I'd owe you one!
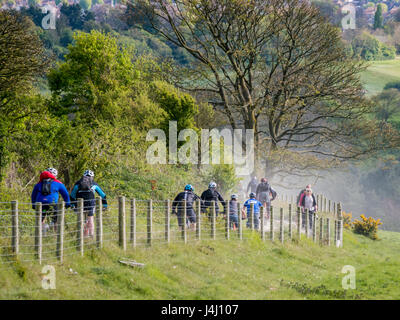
[0,195,344,265]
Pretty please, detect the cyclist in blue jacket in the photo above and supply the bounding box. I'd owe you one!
[31,169,71,233]
[70,170,107,238]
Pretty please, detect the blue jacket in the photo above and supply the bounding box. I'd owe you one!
[243,199,263,214]
[31,180,71,208]
[70,181,107,207]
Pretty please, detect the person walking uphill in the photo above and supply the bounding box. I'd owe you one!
[247,176,258,196]
[256,178,277,219]
[31,168,71,234]
[297,184,312,206]
[172,184,202,231]
[70,170,107,238]
[242,192,263,230]
[228,194,239,230]
[298,187,317,231]
[201,182,226,219]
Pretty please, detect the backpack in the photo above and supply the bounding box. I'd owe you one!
[41,178,54,196]
[76,176,95,201]
[297,189,305,205]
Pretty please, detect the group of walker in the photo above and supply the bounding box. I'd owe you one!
[31,168,317,237]
[172,178,318,233]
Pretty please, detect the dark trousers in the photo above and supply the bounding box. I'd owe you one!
[302,210,314,229]
[177,208,196,227]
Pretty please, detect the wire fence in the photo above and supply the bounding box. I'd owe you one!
[0,195,344,266]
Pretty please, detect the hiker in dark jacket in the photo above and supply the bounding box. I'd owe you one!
[70,170,107,238]
[172,184,202,231]
[228,194,239,230]
[296,184,312,207]
[200,181,226,218]
[256,178,277,219]
[246,176,258,196]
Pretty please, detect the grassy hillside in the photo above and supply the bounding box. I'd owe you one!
[361,57,400,96]
[1,229,399,300]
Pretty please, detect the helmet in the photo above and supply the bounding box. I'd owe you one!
[184,184,193,191]
[84,170,94,177]
[261,178,267,183]
[209,181,217,189]
[46,167,58,177]
[249,192,256,198]
[231,194,238,200]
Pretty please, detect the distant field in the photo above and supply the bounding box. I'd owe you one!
[361,57,400,96]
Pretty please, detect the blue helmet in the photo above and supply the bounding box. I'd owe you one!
[184,184,193,191]
[249,192,256,199]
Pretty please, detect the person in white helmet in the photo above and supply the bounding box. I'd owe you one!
[70,170,107,238]
[200,181,225,218]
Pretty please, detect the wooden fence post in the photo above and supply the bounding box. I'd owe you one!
[338,203,343,248]
[130,198,136,248]
[11,200,19,256]
[319,216,323,245]
[297,206,301,239]
[288,204,292,240]
[196,200,201,241]
[305,209,309,238]
[280,207,284,244]
[324,197,327,213]
[182,200,187,243]
[35,202,42,264]
[165,199,170,244]
[260,206,265,241]
[328,200,331,214]
[250,203,254,231]
[211,201,216,240]
[225,201,230,240]
[56,201,65,262]
[96,197,103,249]
[326,218,331,246]
[334,219,338,247]
[77,198,84,256]
[238,202,242,240]
[313,213,317,243]
[118,196,126,251]
[147,199,152,246]
[270,206,274,241]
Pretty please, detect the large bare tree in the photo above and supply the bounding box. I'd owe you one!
[135,0,399,180]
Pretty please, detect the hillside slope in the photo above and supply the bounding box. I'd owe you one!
[1,229,399,300]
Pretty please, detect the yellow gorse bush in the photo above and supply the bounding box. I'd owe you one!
[352,214,382,240]
[342,211,352,229]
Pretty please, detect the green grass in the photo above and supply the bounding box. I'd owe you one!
[361,57,400,96]
[1,228,399,300]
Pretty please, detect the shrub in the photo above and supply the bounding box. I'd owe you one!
[352,214,382,240]
[342,211,352,229]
